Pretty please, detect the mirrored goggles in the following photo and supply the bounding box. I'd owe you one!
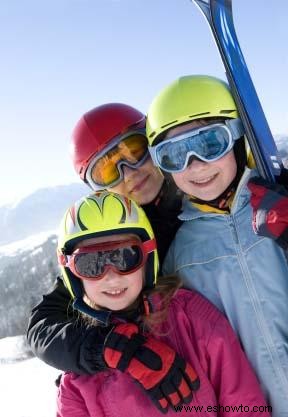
[59,238,156,280]
[149,118,244,173]
[85,132,149,190]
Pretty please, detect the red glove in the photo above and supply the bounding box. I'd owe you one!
[247,177,288,249]
[104,323,200,413]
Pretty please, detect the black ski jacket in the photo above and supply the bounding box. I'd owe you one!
[27,183,183,374]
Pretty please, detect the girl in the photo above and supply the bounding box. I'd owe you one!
[56,191,270,416]
[27,103,183,390]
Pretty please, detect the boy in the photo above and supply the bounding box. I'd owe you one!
[146,75,288,416]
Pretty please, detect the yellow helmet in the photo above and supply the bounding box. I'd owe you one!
[57,191,159,322]
[146,75,238,145]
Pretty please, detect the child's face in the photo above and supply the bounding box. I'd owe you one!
[166,120,238,201]
[76,234,144,311]
[108,157,164,205]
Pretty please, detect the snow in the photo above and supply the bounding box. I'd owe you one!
[0,335,31,362]
[0,336,60,417]
[0,356,59,417]
[0,231,57,257]
[31,247,44,256]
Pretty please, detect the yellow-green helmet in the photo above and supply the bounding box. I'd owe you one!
[146,75,239,145]
[57,191,159,317]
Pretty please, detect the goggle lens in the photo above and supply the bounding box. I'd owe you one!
[155,125,231,171]
[64,240,146,280]
[90,134,148,187]
[74,245,142,278]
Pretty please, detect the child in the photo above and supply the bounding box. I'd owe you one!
[56,191,270,417]
[146,74,288,416]
[27,103,185,411]
[69,102,183,263]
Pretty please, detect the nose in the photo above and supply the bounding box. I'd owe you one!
[103,266,122,281]
[187,155,207,170]
[122,164,138,181]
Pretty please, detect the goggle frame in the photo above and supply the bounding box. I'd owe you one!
[149,118,244,173]
[85,130,149,190]
[58,238,156,281]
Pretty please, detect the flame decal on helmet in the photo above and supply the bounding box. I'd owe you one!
[76,202,89,231]
[64,193,140,238]
[80,193,139,227]
[65,200,88,235]
[69,206,76,226]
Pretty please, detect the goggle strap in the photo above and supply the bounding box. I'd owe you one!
[142,238,157,254]
[57,249,67,266]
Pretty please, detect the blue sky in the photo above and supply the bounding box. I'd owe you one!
[1,0,287,205]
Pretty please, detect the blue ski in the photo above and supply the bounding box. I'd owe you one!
[191,0,283,182]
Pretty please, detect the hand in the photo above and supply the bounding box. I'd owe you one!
[247,176,288,249]
[104,323,200,413]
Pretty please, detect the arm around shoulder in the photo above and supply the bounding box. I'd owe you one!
[27,277,110,374]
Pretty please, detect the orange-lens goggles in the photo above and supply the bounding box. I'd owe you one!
[86,133,149,189]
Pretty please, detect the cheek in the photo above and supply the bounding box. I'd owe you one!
[172,172,186,188]
[129,269,145,292]
[83,280,101,300]
[218,151,237,180]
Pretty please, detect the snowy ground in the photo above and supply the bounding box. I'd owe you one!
[0,336,60,417]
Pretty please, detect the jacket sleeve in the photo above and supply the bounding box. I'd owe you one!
[26,277,111,374]
[206,315,271,416]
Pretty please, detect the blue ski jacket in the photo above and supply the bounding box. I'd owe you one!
[163,168,288,417]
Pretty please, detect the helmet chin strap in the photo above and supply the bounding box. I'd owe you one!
[73,297,112,326]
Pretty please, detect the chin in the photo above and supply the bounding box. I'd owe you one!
[200,193,220,201]
[110,302,130,311]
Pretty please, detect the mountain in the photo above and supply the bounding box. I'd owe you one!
[275,134,288,167]
[0,232,58,338]
[0,182,92,337]
[0,182,90,246]
[275,134,288,150]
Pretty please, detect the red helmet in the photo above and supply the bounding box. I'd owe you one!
[71,103,146,180]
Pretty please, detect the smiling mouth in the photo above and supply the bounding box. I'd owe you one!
[102,288,127,297]
[190,173,218,185]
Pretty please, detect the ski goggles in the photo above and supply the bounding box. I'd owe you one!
[149,118,244,173]
[59,238,156,280]
[85,131,149,190]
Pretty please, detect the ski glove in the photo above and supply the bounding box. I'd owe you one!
[103,323,200,414]
[248,176,288,249]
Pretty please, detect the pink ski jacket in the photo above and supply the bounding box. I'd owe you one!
[57,289,271,417]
